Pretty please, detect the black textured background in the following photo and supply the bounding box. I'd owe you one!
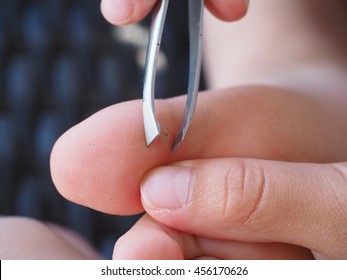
[0,0,205,258]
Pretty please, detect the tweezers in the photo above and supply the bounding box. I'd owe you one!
[143,0,204,151]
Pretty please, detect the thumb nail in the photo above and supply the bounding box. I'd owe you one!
[141,166,190,210]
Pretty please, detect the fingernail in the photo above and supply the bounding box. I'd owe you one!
[141,167,190,210]
[102,0,134,24]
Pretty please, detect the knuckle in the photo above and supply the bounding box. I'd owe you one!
[218,159,267,228]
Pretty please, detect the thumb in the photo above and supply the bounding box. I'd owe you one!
[140,159,347,259]
[101,0,157,26]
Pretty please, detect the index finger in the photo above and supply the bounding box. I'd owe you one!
[50,85,334,216]
[101,0,249,26]
[50,87,256,215]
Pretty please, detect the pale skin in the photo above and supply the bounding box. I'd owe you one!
[1,0,347,259]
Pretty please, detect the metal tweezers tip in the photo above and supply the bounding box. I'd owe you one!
[171,130,184,151]
[143,0,204,151]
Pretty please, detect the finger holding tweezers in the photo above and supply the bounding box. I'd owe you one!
[143,0,204,151]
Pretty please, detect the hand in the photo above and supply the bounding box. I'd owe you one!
[131,158,347,259]
[100,0,249,26]
[0,217,102,259]
[50,85,347,259]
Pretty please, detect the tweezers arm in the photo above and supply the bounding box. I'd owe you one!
[172,0,204,151]
[143,0,169,146]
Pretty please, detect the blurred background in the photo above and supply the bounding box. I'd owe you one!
[0,0,205,258]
